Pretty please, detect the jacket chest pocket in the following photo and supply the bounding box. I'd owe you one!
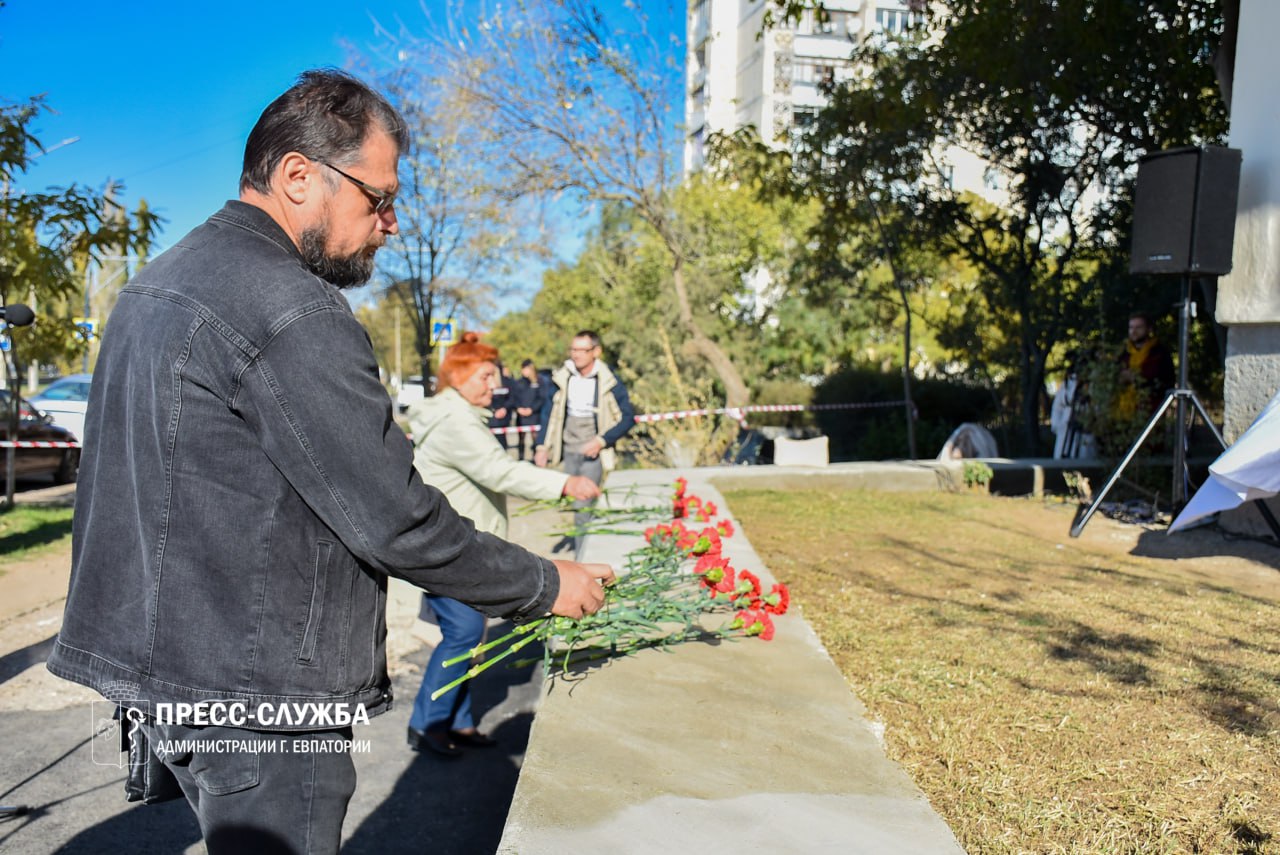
[297,540,333,663]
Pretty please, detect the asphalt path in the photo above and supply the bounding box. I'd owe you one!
[0,485,559,855]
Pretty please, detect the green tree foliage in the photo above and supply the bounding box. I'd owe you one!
[0,98,160,376]
[489,174,834,423]
[783,0,1230,453]
[353,293,418,390]
[430,0,755,407]
[353,65,544,385]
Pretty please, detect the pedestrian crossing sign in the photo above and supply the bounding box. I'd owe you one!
[431,318,457,346]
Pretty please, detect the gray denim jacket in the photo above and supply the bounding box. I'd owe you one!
[47,201,558,725]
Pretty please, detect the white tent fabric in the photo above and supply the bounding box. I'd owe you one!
[1169,385,1280,532]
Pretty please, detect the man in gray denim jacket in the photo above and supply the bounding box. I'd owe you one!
[46,70,613,853]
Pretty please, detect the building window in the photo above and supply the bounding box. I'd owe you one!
[792,107,818,130]
[875,7,920,35]
[826,11,857,38]
[792,60,841,86]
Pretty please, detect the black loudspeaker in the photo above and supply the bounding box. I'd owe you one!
[1129,145,1242,276]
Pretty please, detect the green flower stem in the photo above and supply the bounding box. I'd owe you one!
[441,618,547,668]
[431,631,543,701]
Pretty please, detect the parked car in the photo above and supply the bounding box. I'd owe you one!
[30,373,91,442]
[0,390,80,484]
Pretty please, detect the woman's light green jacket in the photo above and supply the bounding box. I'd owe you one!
[407,387,567,538]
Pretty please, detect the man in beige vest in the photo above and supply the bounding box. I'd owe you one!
[535,330,636,548]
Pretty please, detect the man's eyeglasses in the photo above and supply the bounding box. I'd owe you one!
[318,161,396,216]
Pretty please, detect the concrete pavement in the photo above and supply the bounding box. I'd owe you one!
[498,467,966,854]
[0,491,561,855]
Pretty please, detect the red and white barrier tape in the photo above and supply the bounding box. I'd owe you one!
[0,440,80,448]
[487,400,909,436]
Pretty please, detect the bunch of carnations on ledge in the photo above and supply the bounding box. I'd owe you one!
[429,478,792,700]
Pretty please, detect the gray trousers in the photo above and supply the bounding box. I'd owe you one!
[561,416,604,553]
[563,450,603,554]
[141,721,356,854]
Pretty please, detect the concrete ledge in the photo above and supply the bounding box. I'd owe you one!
[499,468,965,854]
[689,457,1114,499]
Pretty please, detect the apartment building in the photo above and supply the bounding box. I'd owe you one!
[684,0,992,197]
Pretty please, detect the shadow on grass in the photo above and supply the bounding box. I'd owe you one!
[1191,658,1280,737]
[830,558,1280,734]
[1046,624,1158,685]
[0,516,74,558]
[1133,526,1280,567]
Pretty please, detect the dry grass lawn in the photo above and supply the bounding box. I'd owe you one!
[726,488,1280,854]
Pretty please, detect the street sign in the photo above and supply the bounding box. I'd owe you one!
[74,317,99,340]
[430,318,457,346]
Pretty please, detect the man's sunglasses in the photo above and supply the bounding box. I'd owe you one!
[318,161,396,216]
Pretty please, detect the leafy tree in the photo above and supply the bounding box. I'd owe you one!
[352,63,546,386]
[0,97,160,378]
[419,0,754,408]
[490,174,826,425]
[353,292,419,390]
[779,0,1230,452]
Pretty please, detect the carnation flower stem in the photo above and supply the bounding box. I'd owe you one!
[441,618,547,668]
[431,631,542,701]
[428,480,788,698]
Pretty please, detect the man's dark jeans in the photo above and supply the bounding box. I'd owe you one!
[141,722,356,855]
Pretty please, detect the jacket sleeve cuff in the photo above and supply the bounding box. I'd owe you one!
[512,555,559,622]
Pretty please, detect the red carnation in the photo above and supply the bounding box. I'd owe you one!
[732,608,775,640]
[734,570,762,603]
[716,519,735,538]
[761,583,790,615]
[674,477,688,498]
[676,528,699,551]
[703,564,736,596]
[673,497,688,519]
[685,527,722,557]
[694,554,729,575]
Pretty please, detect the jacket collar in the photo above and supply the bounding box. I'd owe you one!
[564,358,599,379]
[209,200,306,264]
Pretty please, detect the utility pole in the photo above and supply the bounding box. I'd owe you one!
[394,304,402,390]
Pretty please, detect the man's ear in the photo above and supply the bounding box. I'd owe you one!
[277,152,316,206]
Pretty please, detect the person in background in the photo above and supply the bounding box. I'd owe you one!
[487,360,514,450]
[406,333,600,756]
[1050,350,1097,459]
[1115,311,1175,419]
[513,358,547,461]
[534,330,636,550]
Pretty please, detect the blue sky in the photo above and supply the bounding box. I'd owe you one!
[1,0,684,311]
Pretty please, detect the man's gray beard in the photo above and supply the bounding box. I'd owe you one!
[299,225,376,289]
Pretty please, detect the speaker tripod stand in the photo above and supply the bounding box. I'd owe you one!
[1071,276,1221,538]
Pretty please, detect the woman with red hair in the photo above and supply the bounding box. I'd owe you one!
[404,333,599,756]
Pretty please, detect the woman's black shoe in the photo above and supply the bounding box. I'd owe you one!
[449,729,498,748]
[412,728,464,758]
